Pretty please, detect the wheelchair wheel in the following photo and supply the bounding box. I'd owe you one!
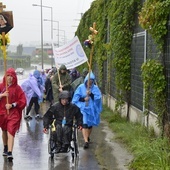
[71,125,79,162]
[73,126,79,157]
[48,128,55,159]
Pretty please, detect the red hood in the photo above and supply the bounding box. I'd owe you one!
[3,68,18,86]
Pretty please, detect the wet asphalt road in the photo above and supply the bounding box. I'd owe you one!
[0,67,132,170]
[0,69,104,170]
[0,101,103,170]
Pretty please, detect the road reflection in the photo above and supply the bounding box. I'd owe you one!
[0,66,103,170]
[0,106,102,170]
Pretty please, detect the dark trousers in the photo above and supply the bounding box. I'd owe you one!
[26,97,40,115]
[53,124,72,148]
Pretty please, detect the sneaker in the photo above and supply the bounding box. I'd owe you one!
[3,145,8,156]
[3,151,8,156]
[83,142,89,149]
[24,115,32,120]
[7,152,13,161]
[60,144,69,153]
[60,147,68,153]
[35,114,42,119]
[55,147,61,153]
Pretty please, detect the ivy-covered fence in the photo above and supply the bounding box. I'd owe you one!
[76,0,170,134]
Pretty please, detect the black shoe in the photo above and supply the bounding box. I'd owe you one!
[55,147,61,153]
[60,144,69,153]
[83,142,89,149]
[3,151,8,156]
[35,114,42,119]
[3,145,8,156]
[24,115,32,120]
[60,147,68,153]
[7,152,13,161]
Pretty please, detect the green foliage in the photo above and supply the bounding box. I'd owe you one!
[141,59,166,128]
[76,0,168,123]
[130,138,170,169]
[77,0,140,109]
[110,0,140,110]
[139,0,170,51]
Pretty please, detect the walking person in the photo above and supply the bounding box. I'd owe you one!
[69,68,80,83]
[0,68,26,161]
[72,71,102,149]
[51,64,71,103]
[43,90,83,152]
[40,69,47,102]
[21,70,45,120]
[45,69,54,106]
[70,67,88,97]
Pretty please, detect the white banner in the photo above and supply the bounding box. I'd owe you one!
[53,36,88,69]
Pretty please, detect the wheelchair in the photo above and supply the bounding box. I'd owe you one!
[48,121,79,163]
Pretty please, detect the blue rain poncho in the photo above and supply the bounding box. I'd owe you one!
[72,72,102,126]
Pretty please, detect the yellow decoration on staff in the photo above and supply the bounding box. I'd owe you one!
[0,33,10,53]
[1,32,10,114]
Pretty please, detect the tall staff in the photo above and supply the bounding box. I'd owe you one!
[52,43,62,88]
[2,32,8,107]
[0,2,14,113]
[86,22,98,106]
[0,3,8,110]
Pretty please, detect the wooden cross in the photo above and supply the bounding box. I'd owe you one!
[89,22,98,35]
[88,22,98,72]
[0,2,6,13]
[86,22,98,106]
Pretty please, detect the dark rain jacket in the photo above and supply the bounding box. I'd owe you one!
[51,65,71,102]
[43,101,83,128]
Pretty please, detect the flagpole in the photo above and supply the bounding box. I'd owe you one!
[56,67,62,87]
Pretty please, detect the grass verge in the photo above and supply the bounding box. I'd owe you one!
[101,105,170,170]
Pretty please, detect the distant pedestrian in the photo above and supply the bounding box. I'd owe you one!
[70,67,88,97]
[45,69,54,106]
[0,68,26,161]
[51,64,71,103]
[21,70,45,120]
[40,69,47,102]
[69,68,80,83]
[72,71,102,149]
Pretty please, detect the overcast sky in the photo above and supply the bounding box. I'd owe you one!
[1,0,94,46]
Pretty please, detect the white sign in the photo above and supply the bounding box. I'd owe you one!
[53,36,88,69]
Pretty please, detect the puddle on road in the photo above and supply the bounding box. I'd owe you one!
[91,121,133,170]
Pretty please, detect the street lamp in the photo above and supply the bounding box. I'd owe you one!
[44,19,59,47]
[32,2,45,69]
[59,29,65,45]
[33,3,53,68]
[59,30,65,44]
[33,5,53,39]
[54,29,66,45]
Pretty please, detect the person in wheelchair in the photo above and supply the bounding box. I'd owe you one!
[43,90,83,153]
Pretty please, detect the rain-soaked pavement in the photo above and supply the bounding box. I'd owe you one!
[0,68,133,170]
[0,101,133,170]
[0,102,104,170]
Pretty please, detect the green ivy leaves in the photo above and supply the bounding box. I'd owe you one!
[141,59,166,127]
[139,0,170,51]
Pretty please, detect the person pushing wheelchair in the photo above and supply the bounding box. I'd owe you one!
[43,90,83,153]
